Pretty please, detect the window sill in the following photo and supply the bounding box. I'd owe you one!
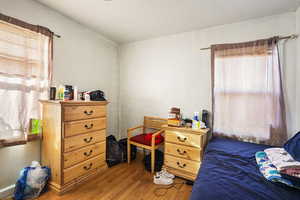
[27,134,42,142]
[0,134,41,148]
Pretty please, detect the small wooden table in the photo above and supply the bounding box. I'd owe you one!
[162,125,209,181]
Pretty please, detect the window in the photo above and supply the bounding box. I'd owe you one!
[0,18,52,142]
[211,38,287,146]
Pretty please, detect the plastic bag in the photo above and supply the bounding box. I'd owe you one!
[106,135,123,167]
[14,161,50,200]
[118,138,137,162]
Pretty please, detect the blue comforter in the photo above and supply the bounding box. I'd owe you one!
[190,137,300,200]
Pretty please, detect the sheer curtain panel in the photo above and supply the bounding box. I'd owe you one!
[211,37,287,146]
[0,17,53,141]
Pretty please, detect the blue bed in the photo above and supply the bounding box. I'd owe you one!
[190,137,300,200]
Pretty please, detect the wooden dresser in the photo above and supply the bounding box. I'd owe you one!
[40,100,108,194]
[163,125,209,181]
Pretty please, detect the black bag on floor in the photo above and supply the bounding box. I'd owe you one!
[106,135,122,167]
[144,150,164,172]
[118,138,137,162]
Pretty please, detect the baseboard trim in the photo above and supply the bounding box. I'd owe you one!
[0,184,15,199]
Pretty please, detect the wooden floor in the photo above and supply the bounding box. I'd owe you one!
[37,154,192,200]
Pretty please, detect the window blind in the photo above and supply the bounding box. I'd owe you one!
[0,20,51,140]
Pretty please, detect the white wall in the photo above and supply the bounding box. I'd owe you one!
[0,0,119,191]
[119,12,297,139]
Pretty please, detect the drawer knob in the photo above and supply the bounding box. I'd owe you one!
[84,124,94,129]
[176,149,187,155]
[177,136,187,142]
[84,150,93,157]
[83,163,93,170]
[84,110,94,115]
[84,137,93,143]
[176,162,186,168]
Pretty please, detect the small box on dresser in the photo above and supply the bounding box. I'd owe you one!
[163,125,209,181]
[40,100,108,195]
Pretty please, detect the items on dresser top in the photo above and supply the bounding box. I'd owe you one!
[50,87,56,100]
[201,109,209,128]
[89,90,106,101]
[192,112,200,129]
[168,107,181,127]
[192,112,206,129]
[64,85,73,100]
[80,90,106,101]
[49,84,105,102]
[40,100,108,195]
[163,125,209,181]
[182,118,193,128]
[54,85,73,100]
[167,108,209,129]
[57,85,65,100]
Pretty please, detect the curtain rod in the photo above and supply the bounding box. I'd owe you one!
[54,33,61,38]
[0,13,62,39]
[200,34,298,50]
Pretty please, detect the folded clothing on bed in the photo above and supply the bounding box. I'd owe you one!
[281,168,300,178]
[255,151,299,189]
[264,148,300,178]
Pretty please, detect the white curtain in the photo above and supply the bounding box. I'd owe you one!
[0,21,51,140]
[211,37,287,146]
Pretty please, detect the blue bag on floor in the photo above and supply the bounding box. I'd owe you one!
[14,161,50,200]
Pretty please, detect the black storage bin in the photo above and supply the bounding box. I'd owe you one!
[106,135,137,167]
[144,150,164,172]
[106,135,122,167]
[118,138,137,162]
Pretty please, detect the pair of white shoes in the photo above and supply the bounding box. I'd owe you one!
[153,168,175,185]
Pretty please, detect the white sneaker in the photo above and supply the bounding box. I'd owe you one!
[153,175,173,185]
[156,168,175,179]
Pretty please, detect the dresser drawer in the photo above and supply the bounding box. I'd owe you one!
[64,118,106,137]
[64,130,106,152]
[63,142,105,168]
[63,153,105,184]
[63,105,106,121]
[165,130,201,148]
[164,155,200,175]
[165,142,201,162]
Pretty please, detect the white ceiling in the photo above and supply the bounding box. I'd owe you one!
[36,0,300,43]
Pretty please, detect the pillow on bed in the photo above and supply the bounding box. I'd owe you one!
[255,151,300,189]
[284,132,300,162]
